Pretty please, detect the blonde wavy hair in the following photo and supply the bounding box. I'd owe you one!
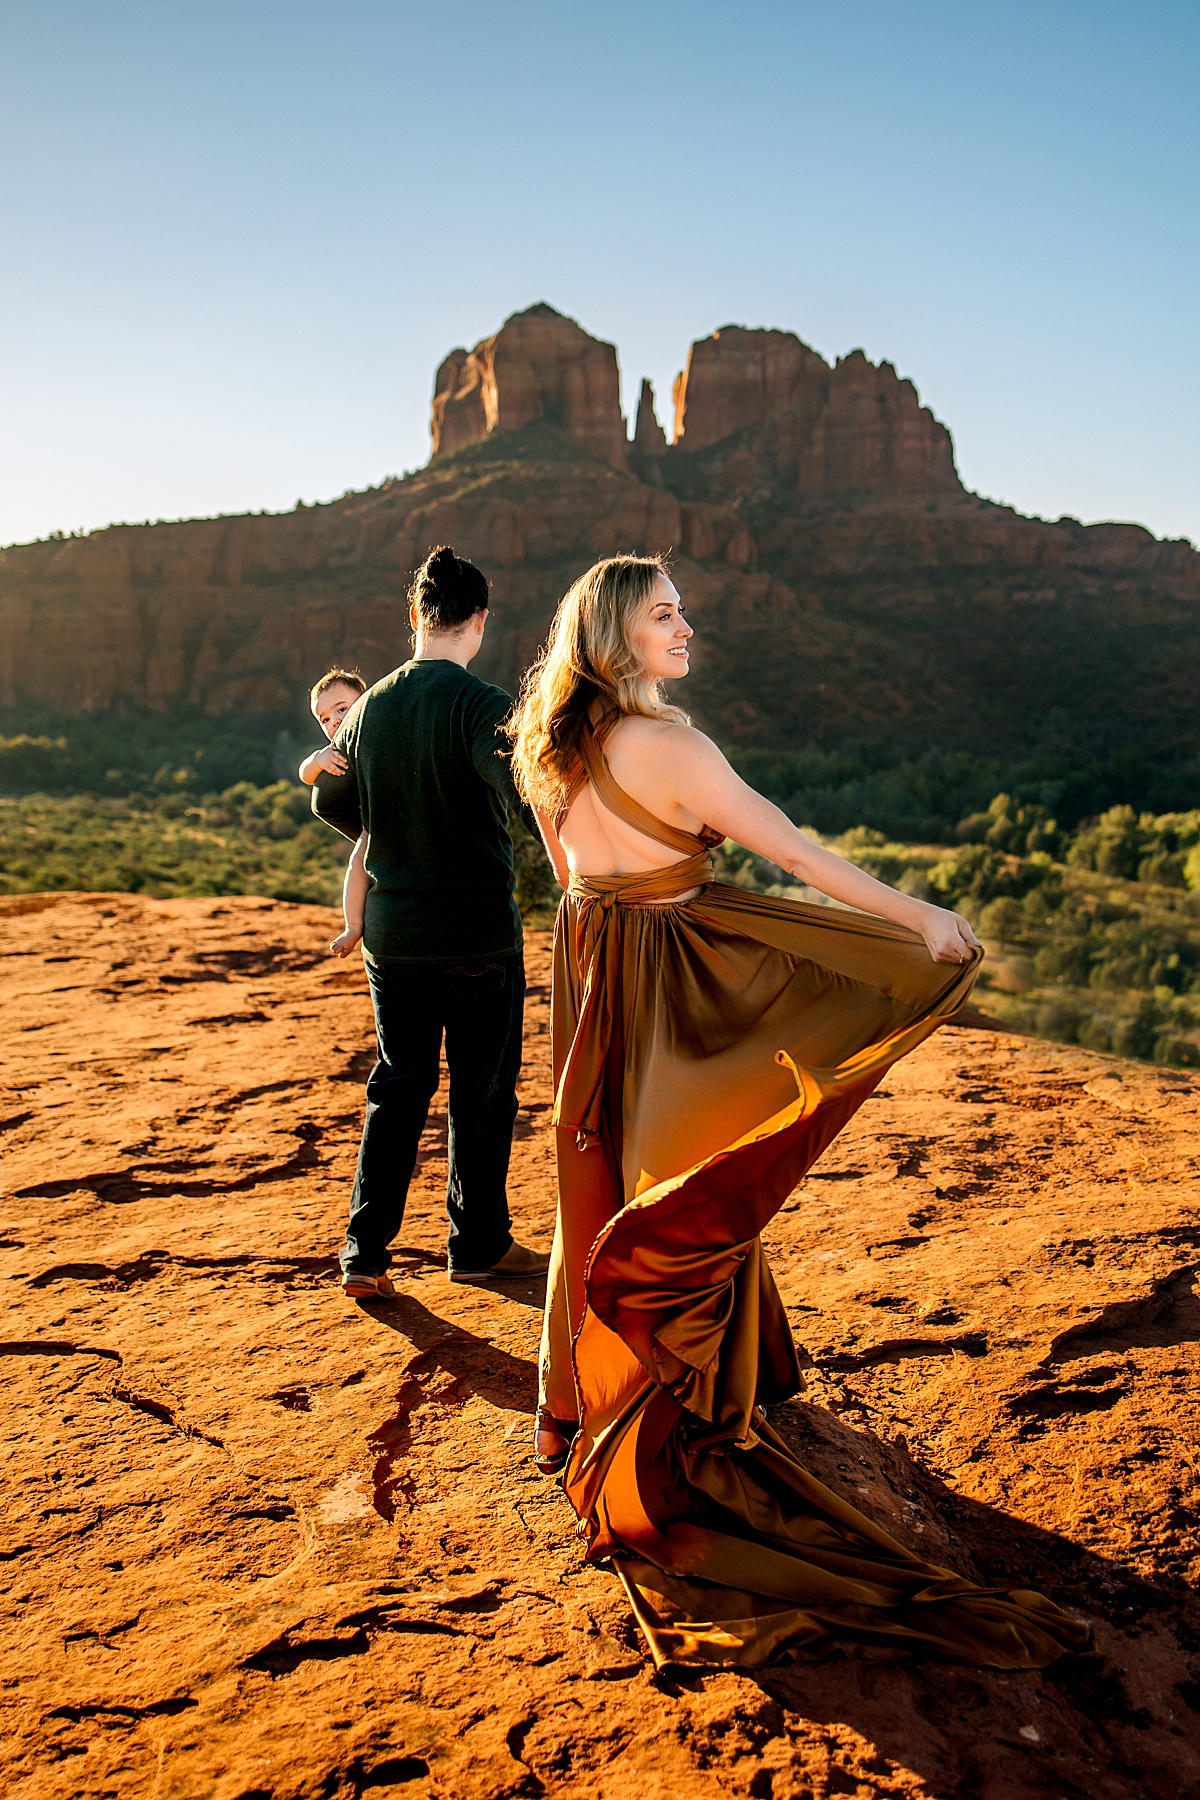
[507,554,689,811]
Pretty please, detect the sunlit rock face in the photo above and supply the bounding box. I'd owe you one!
[431,303,628,471]
[670,325,963,503]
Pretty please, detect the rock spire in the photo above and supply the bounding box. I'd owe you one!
[632,379,667,456]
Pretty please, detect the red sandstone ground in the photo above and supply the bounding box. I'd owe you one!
[3,893,1200,1799]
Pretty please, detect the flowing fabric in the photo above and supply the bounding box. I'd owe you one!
[537,722,1091,1671]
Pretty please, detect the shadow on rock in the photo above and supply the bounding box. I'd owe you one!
[743,1399,1200,1800]
[362,1286,539,1417]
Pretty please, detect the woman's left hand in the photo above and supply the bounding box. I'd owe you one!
[918,905,982,965]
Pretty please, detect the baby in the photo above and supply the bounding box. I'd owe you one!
[299,668,368,958]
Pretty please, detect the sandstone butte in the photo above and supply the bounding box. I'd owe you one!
[4,890,1200,1799]
[1,302,1198,765]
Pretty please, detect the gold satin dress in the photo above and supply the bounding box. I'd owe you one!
[537,720,1091,1671]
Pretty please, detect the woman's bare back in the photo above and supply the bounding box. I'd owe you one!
[556,717,708,881]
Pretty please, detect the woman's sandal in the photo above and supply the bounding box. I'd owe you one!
[534,1407,578,1476]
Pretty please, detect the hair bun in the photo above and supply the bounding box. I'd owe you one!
[424,545,459,587]
[408,543,489,632]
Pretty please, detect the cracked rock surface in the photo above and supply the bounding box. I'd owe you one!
[3,892,1200,1799]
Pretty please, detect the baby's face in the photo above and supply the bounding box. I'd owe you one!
[314,682,360,741]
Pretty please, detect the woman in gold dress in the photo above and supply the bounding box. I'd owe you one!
[508,555,1090,1672]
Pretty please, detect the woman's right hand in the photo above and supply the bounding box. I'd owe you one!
[916,904,981,965]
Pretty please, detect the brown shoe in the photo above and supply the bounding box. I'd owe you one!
[342,1271,396,1300]
[533,1407,578,1477]
[449,1241,550,1284]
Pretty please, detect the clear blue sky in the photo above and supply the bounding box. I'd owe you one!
[1,0,1196,548]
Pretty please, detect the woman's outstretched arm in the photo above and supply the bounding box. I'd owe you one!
[665,728,981,964]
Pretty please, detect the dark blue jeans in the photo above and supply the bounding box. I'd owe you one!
[341,954,524,1276]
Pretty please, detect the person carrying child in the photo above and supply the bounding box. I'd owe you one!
[309,545,550,1299]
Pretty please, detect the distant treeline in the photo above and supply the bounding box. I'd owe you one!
[0,707,297,800]
[0,779,555,925]
[3,704,1198,844]
[716,795,1200,1068]
[729,743,1200,844]
[2,707,1198,1068]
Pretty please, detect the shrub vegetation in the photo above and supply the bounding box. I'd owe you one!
[1,710,1197,1066]
[715,796,1200,1067]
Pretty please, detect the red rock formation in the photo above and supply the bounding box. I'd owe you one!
[430,347,487,456]
[672,325,962,502]
[431,303,628,470]
[632,378,667,456]
[1,305,1198,759]
[0,460,692,713]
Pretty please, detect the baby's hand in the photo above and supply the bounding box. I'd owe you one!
[330,927,362,959]
[298,743,349,785]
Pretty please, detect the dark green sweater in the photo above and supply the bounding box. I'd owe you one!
[312,659,528,964]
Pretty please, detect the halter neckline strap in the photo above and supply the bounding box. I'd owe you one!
[554,715,723,875]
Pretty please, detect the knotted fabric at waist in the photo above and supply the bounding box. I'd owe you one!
[567,848,714,909]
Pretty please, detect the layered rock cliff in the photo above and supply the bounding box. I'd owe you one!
[1,303,1197,762]
[671,326,962,503]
